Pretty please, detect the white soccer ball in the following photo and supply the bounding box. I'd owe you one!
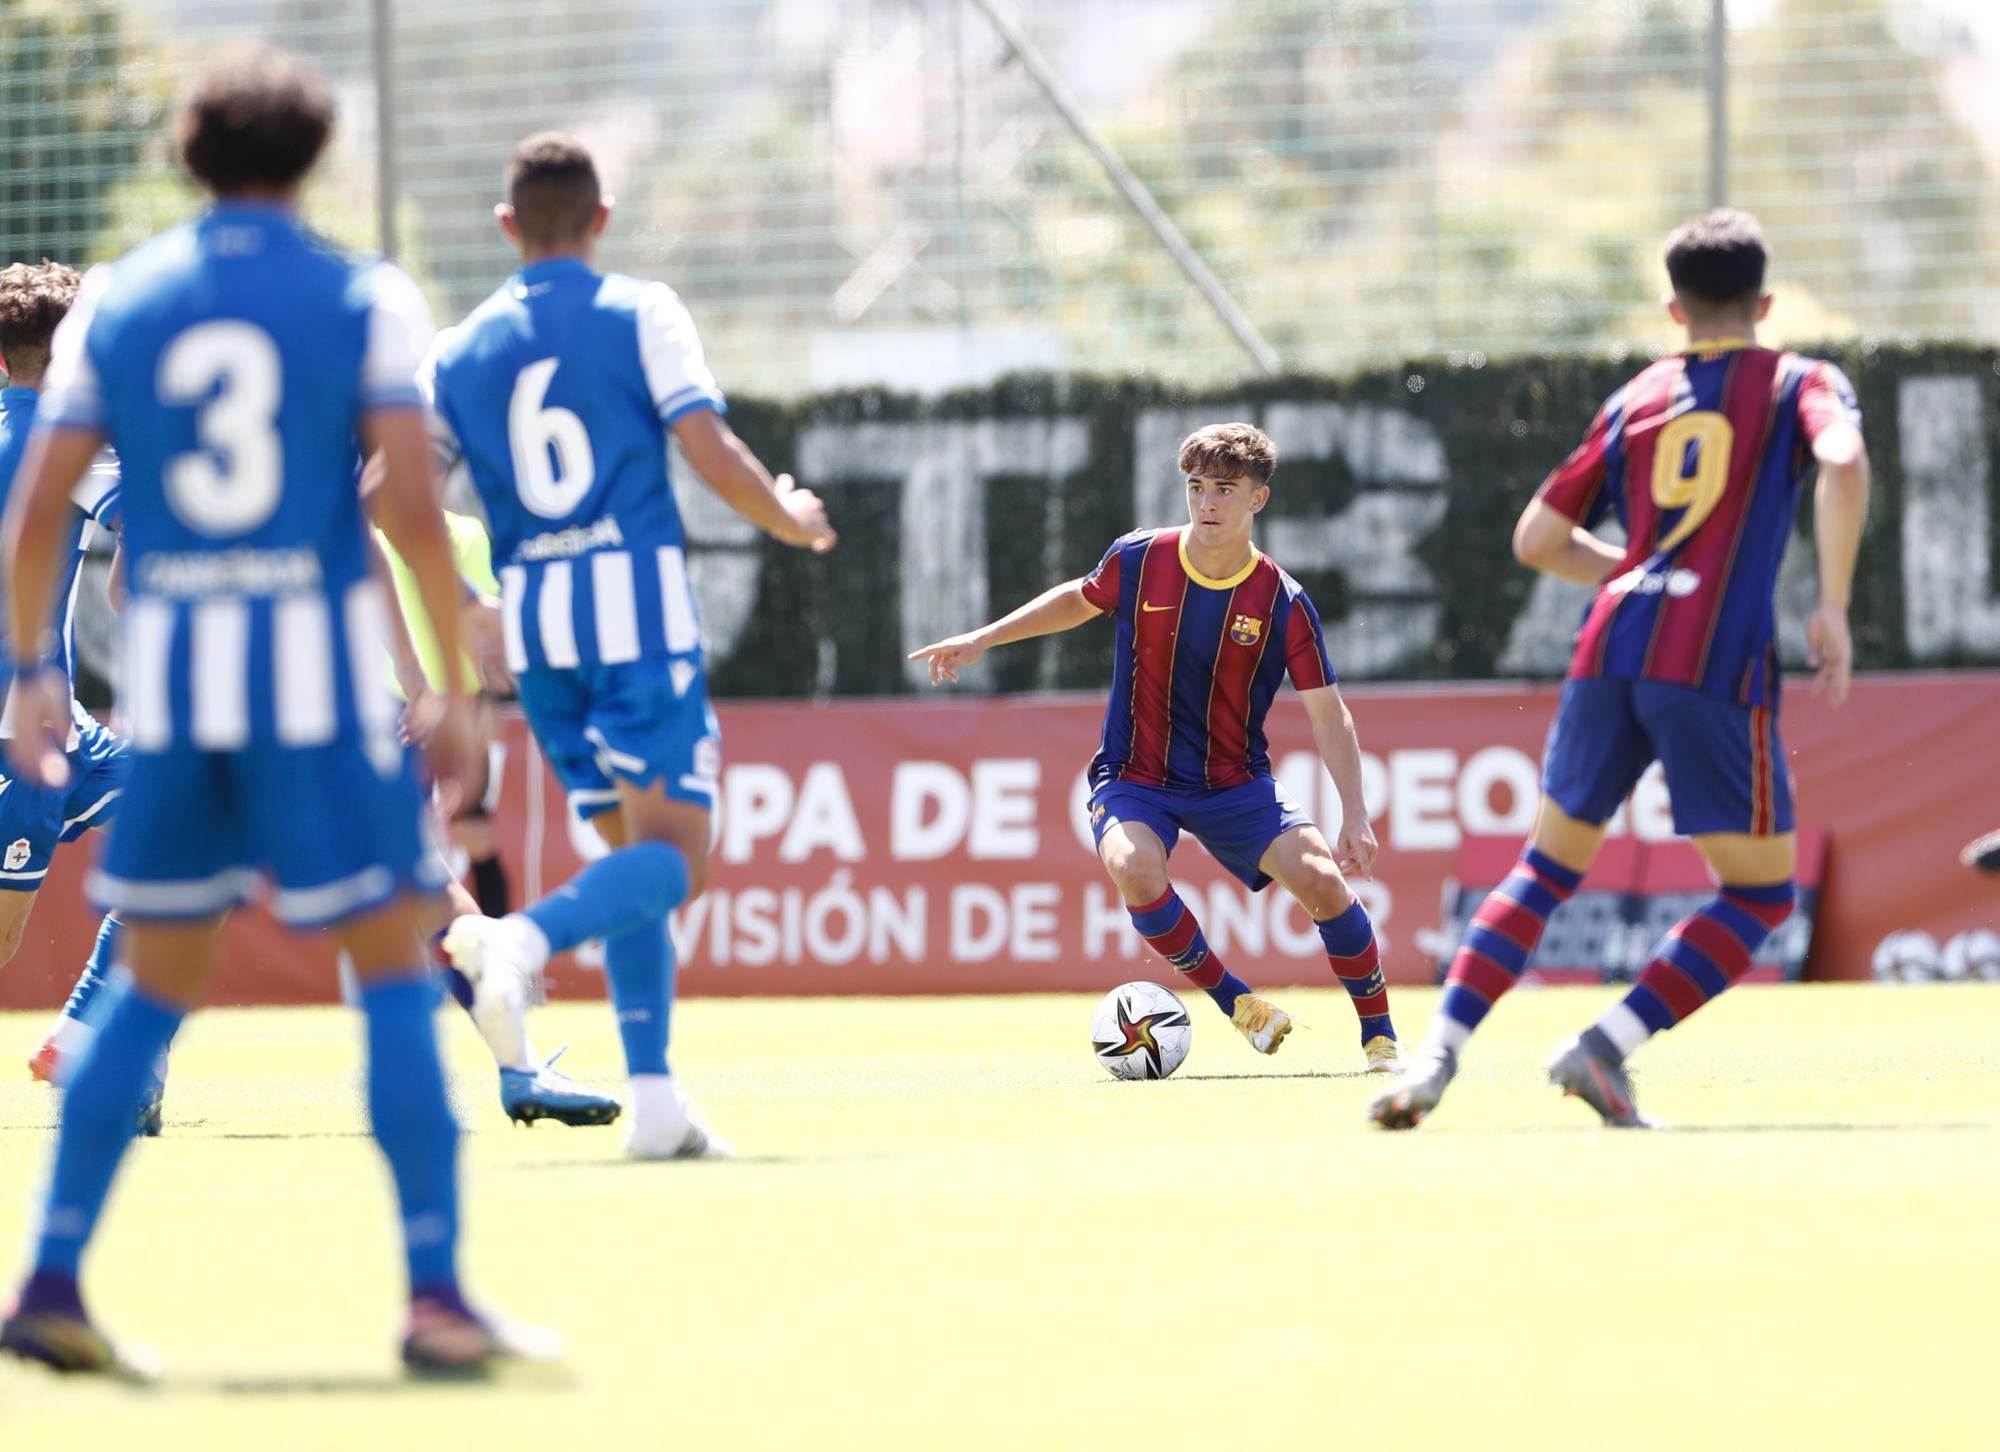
[1871,930,1942,983]
[1090,981,1192,1080]
[1940,929,2000,982]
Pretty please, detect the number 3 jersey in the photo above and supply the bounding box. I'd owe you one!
[37,203,434,758]
[423,258,724,676]
[1538,344,1861,708]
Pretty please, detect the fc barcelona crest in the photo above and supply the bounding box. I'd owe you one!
[1229,613,1263,647]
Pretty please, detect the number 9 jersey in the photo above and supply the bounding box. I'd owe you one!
[1537,343,1860,709]
[421,259,722,677]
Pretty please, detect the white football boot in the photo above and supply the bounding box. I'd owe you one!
[441,914,548,1073]
[625,1074,733,1160]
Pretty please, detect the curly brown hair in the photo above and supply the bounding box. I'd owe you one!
[1177,421,1277,486]
[0,260,82,381]
[178,46,334,194]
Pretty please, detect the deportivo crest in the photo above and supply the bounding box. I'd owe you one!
[1229,613,1263,647]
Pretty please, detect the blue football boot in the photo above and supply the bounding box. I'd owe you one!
[499,1048,621,1127]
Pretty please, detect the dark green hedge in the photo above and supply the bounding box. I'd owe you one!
[704,344,1999,698]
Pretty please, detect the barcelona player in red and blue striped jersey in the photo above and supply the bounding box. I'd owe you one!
[1373,209,1872,1130]
[912,423,1404,1072]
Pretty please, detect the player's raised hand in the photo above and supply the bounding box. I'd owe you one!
[1334,816,1379,880]
[771,473,837,554]
[2,664,73,789]
[907,632,988,686]
[1805,601,1853,706]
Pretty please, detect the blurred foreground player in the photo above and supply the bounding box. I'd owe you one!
[0,263,150,1122]
[425,134,836,1158]
[0,49,546,1375]
[1371,209,1871,1130]
[911,423,1405,1072]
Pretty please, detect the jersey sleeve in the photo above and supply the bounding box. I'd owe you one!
[1079,537,1126,613]
[415,328,464,476]
[1284,590,1337,691]
[359,261,436,413]
[1796,359,1861,443]
[636,282,726,425]
[69,448,121,528]
[37,265,113,433]
[1536,394,1619,528]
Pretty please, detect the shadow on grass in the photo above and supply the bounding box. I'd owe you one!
[1442,1121,1995,1135]
[206,1131,374,1141]
[1164,1070,1376,1083]
[180,1363,579,1396]
[486,1151,891,1171]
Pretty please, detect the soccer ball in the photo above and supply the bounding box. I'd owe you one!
[1090,981,1192,1081]
[1871,930,1941,983]
[1940,929,2000,982]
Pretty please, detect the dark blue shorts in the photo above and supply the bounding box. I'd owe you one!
[1088,777,1313,891]
[1542,677,1793,837]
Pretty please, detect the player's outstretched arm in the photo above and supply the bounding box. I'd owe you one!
[0,425,102,787]
[673,410,836,554]
[1298,683,1379,878]
[1512,497,1624,586]
[908,580,1099,686]
[1806,421,1870,707]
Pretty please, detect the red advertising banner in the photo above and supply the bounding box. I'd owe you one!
[2,672,1996,1009]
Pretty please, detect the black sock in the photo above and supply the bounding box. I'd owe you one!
[468,853,511,918]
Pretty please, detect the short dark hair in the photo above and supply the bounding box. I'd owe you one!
[507,133,602,248]
[0,260,81,378]
[1664,208,1768,317]
[178,46,334,195]
[1178,421,1278,487]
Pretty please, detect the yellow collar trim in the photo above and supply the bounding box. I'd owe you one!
[1178,530,1261,591]
[1682,337,1757,353]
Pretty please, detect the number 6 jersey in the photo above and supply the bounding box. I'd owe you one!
[1536,343,1861,708]
[36,203,434,758]
[422,259,723,677]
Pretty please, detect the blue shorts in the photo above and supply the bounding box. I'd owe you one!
[1088,777,1313,891]
[0,713,129,893]
[515,657,720,820]
[91,739,448,927]
[1542,677,1794,838]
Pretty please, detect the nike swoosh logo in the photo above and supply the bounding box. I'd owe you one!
[1141,603,1174,613]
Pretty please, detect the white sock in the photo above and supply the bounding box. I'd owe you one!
[1419,1015,1473,1060]
[628,1072,685,1125]
[1594,1002,1653,1058]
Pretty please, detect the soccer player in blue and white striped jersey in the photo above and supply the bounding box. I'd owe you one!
[0,263,138,1112]
[0,49,537,1375]
[428,133,835,1159]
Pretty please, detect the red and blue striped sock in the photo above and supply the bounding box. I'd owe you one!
[1128,889,1251,1014]
[1427,847,1584,1057]
[1317,899,1394,1044]
[1587,880,1796,1064]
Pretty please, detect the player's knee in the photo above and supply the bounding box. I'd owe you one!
[1103,849,1169,904]
[1296,863,1354,921]
[682,852,712,902]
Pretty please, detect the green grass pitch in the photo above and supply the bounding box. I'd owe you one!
[1,984,1995,1449]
